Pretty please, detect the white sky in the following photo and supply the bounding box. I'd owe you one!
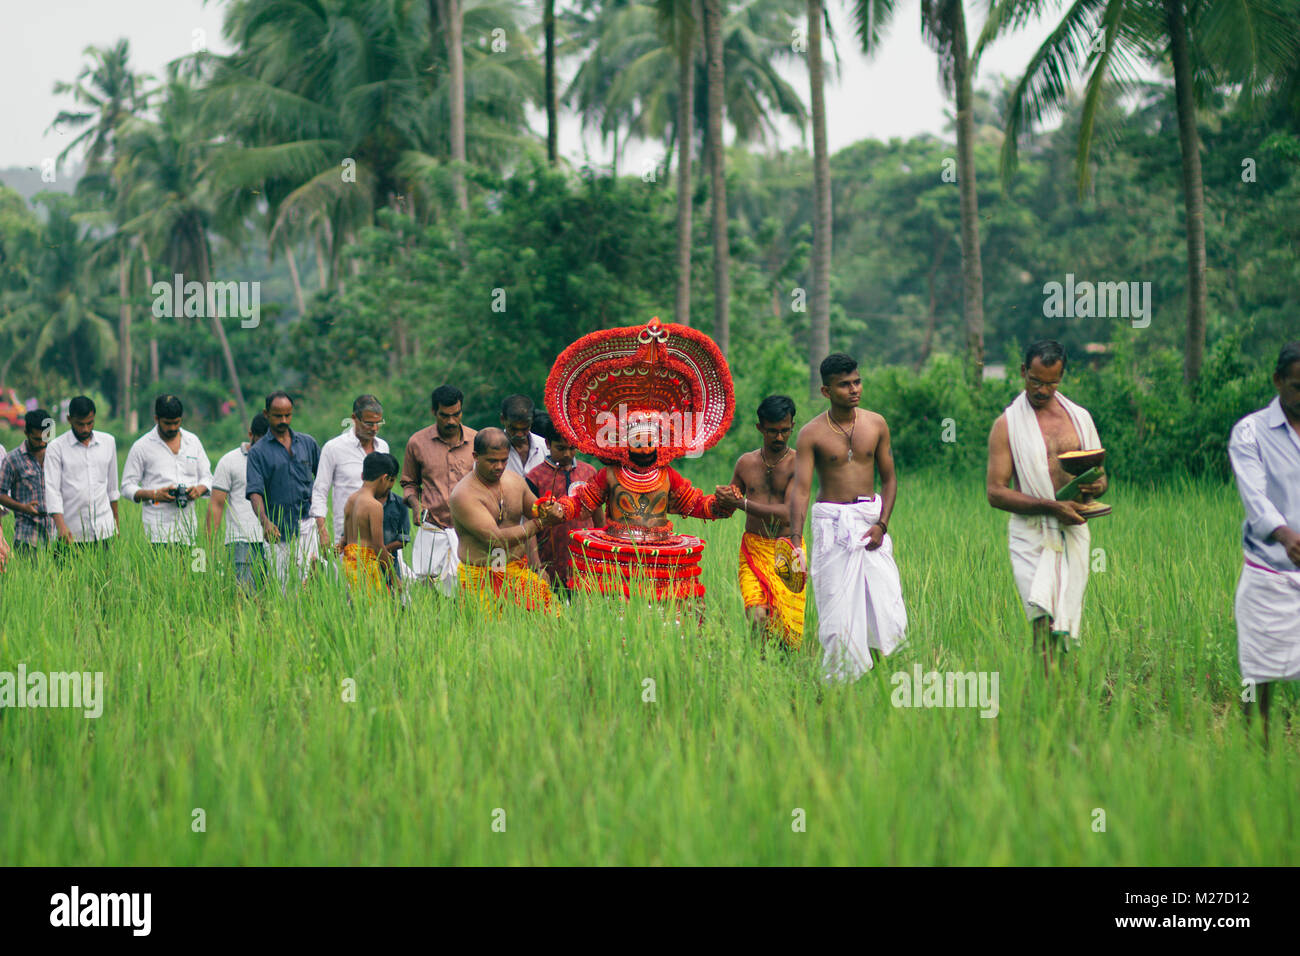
[0,0,1070,172]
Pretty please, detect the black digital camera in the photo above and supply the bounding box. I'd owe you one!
[173,484,191,509]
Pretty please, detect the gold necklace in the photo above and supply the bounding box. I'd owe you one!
[759,446,791,476]
[826,409,857,462]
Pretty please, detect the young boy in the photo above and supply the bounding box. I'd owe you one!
[342,452,401,596]
[525,413,604,593]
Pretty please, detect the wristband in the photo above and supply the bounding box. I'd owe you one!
[873,520,887,534]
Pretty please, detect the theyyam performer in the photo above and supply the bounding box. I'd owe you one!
[540,317,737,604]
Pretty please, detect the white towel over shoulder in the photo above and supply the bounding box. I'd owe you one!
[1005,391,1100,641]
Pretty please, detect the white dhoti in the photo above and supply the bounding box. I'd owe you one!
[268,517,323,590]
[411,524,459,596]
[1005,392,1100,643]
[810,496,908,682]
[1235,560,1300,682]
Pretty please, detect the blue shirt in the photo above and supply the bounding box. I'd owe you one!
[245,429,320,539]
[1229,396,1300,572]
[382,492,409,547]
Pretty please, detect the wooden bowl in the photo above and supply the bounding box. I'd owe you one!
[1057,448,1106,476]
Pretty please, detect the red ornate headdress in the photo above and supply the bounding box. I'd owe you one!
[545,317,735,468]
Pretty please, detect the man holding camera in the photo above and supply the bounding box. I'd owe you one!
[121,394,214,548]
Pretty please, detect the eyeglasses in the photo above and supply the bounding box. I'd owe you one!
[356,418,385,428]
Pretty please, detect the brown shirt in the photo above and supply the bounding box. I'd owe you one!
[401,425,477,529]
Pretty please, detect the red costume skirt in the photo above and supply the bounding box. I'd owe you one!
[568,528,706,600]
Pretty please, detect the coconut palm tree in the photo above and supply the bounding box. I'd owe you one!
[852,0,989,384]
[117,70,249,425]
[978,0,1300,382]
[50,39,150,422]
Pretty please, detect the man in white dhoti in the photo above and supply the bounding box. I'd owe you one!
[1229,342,1300,745]
[788,353,908,682]
[400,385,476,596]
[987,341,1107,672]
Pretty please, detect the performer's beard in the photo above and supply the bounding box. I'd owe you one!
[628,450,657,469]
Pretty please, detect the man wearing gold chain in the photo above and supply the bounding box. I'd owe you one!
[787,354,908,682]
[716,395,805,649]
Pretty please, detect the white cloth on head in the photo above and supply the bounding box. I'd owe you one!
[411,523,459,595]
[810,496,908,683]
[1005,391,1100,641]
[1235,561,1300,682]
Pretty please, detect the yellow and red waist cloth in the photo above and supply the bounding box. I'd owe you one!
[738,532,806,648]
[458,558,555,613]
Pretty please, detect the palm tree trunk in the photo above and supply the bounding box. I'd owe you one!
[68,326,84,392]
[286,244,306,316]
[198,240,248,427]
[545,0,558,165]
[674,25,695,327]
[952,5,985,386]
[704,0,729,357]
[315,230,329,290]
[117,244,132,425]
[142,245,158,384]
[441,0,469,214]
[806,0,831,400]
[916,231,950,372]
[1167,0,1207,384]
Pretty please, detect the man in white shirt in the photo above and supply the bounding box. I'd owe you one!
[208,413,269,592]
[120,394,214,546]
[501,394,547,476]
[310,394,389,554]
[44,395,120,551]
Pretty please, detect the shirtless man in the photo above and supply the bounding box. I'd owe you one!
[449,428,556,611]
[787,354,908,681]
[986,339,1107,670]
[716,395,806,648]
[341,452,400,595]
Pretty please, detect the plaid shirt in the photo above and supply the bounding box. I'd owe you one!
[0,442,55,545]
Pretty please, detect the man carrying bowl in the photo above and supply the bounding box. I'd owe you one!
[985,340,1108,673]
